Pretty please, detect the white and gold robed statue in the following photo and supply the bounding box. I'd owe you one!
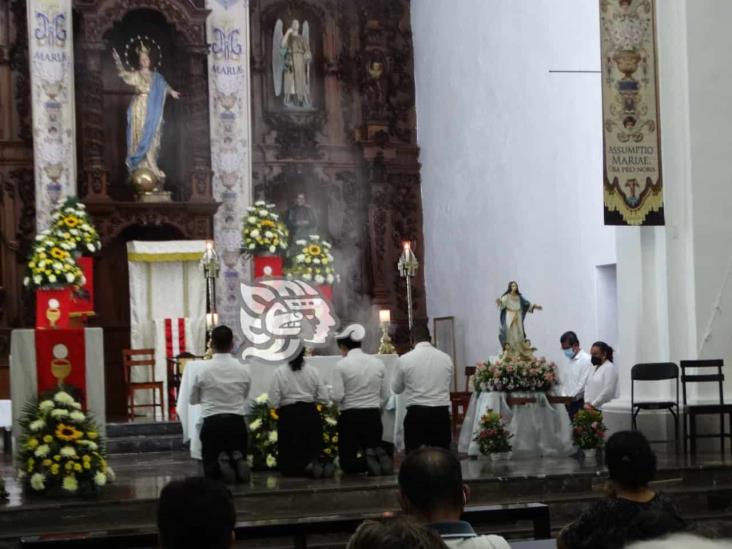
[496,281,542,356]
[112,40,180,186]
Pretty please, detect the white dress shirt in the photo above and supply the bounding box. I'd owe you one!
[331,349,389,410]
[269,362,329,409]
[189,353,251,419]
[584,360,618,408]
[392,341,453,407]
[556,349,593,400]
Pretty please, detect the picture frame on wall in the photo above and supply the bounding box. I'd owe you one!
[433,316,457,391]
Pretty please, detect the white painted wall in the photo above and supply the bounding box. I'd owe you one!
[411,0,616,369]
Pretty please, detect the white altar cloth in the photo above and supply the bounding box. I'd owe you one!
[458,391,574,458]
[9,328,106,451]
[177,354,403,460]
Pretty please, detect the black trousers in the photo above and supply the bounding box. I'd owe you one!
[277,402,323,477]
[404,405,451,454]
[566,398,585,421]
[338,408,383,474]
[199,414,248,479]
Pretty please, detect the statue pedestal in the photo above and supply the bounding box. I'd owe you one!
[139,190,172,203]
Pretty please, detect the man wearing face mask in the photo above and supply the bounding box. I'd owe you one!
[558,331,593,420]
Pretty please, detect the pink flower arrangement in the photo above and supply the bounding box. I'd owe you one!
[572,404,607,449]
[474,410,512,455]
[473,356,558,393]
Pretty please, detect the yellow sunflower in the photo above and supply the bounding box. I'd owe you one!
[50,247,68,260]
[269,409,279,421]
[307,244,322,256]
[63,215,80,228]
[260,219,276,228]
[55,423,83,442]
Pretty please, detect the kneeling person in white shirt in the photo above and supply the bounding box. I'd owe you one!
[393,324,453,453]
[190,325,252,483]
[332,324,392,476]
[558,330,593,420]
[398,447,510,549]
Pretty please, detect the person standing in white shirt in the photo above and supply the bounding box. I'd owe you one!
[269,346,330,478]
[558,331,593,420]
[392,324,454,453]
[585,341,619,409]
[332,324,392,476]
[190,326,251,483]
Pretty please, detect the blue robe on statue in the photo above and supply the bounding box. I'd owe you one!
[126,71,168,172]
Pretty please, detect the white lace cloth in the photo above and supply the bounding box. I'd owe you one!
[458,391,574,457]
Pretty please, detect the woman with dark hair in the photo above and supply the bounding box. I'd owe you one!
[269,347,330,477]
[584,341,618,408]
[558,431,684,549]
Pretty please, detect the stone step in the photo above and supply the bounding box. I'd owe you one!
[106,421,182,439]
[106,433,186,454]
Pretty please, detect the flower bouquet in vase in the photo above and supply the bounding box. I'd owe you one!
[48,198,101,322]
[572,404,607,460]
[241,201,289,279]
[247,393,279,470]
[286,234,339,298]
[25,231,86,329]
[16,389,114,496]
[475,410,513,461]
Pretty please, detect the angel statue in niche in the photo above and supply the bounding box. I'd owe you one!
[273,19,312,109]
[112,38,180,187]
[496,280,542,357]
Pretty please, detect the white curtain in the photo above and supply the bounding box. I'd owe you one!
[127,241,208,418]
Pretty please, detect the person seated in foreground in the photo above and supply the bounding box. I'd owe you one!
[158,477,235,549]
[347,516,449,549]
[398,447,510,548]
[190,325,251,483]
[625,534,732,549]
[558,430,685,549]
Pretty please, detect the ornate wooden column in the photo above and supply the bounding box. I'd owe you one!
[78,42,110,202]
[188,47,212,203]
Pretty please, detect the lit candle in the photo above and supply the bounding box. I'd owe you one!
[206,312,219,329]
[403,241,411,251]
[379,309,391,324]
[206,240,214,251]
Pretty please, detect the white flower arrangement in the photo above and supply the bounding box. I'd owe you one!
[47,197,101,254]
[241,201,289,256]
[285,234,339,285]
[249,418,262,432]
[54,391,74,404]
[24,231,85,289]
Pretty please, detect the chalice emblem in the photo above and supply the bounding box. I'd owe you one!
[50,344,71,387]
[46,298,61,328]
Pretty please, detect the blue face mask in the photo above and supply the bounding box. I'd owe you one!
[563,348,576,359]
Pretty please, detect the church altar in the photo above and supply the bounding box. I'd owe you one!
[177,354,403,460]
[458,391,574,458]
[9,329,106,445]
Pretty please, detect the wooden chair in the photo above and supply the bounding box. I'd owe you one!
[450,392,472,436]
[680,359,732,455]
[123,348,164,422]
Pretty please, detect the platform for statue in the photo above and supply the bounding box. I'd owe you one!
[2,442,732,547]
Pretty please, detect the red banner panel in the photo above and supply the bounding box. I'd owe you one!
[35,288,72,329]
[35,328,87,406]
[253,255,283,279]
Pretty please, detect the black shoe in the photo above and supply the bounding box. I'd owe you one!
[217,452,236,484]
[323,460,335,479]
[374,447,393,475]
[365,449,381,476]
[231,451,251,483]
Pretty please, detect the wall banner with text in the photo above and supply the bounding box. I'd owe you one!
[600,0,664,226]
[27,0,77,230]
[206,0,253,340]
